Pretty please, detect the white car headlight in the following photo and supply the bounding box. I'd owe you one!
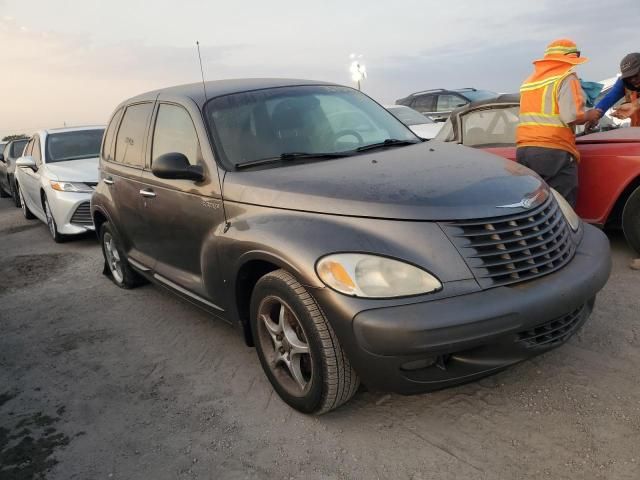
[551,188,580,231]
[50,181,94,193]
[316,253,442,298]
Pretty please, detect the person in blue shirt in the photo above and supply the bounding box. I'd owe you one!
[586,53,640,130]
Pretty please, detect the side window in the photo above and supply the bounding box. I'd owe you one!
[152,104,200,166]
[32,137,42,164]
[411,95,436,111]
[436,94,467,112]
[115,103,153,168]
[24,138,34,156]
[102,108,123,162]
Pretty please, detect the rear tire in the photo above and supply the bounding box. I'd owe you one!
[100,221,146,289]
[0,180,9,198]
[622,185,640,254]
[9,176,21,208]
[18,185,35,220]
[250,269,359,414]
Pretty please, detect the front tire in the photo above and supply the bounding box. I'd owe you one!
[100,221,146,289]
[622,185,640,254]
[250,269,359,414]
[44,196,66,243]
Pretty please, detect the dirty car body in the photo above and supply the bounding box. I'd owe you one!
[436,94,640,253]
[92,80,611,414]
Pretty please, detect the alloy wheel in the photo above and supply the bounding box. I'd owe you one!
[256,296,313,396]
[44,199,56,238]
[103,232,124,284]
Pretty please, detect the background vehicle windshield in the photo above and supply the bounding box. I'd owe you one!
[45,129,104,163]
[11,139,28,157]
[205,85,417,167]
[387,106,434,126]
[0,143,6,155]
[462,90,498,102]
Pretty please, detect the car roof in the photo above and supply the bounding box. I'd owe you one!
[122,78,340,108]
[43,125,105,135]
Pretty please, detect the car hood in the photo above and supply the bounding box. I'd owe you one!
[409,123,443,140]
[45,157,99,182]
[223,141,546,221]
[577,127,640,144]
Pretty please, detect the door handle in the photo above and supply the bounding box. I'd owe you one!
[139,189,156,198]
[103,177,114,185]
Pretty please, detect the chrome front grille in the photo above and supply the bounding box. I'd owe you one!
[517,304,587,349]
[70,202,93,227]
[442,196,576,288]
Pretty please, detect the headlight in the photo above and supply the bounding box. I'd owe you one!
[50,181,94,193]
[316,253,442,298]
[551,188,580,231]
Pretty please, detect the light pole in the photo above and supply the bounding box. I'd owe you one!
[349,54,367,91]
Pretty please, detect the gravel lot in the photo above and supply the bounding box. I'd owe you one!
[1,196,639,480]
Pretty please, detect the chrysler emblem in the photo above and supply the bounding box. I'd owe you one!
[496,189,547,209]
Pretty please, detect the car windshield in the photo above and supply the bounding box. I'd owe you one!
[387,106,434,126]
[204,85,418,168]
[460,90,498,102]
[0,143,6,155]
[11,139,28,157]
[45,129,104,163]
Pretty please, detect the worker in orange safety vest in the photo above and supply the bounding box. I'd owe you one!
[516,39,601,207]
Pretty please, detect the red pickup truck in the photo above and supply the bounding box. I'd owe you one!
[435,94,640,253]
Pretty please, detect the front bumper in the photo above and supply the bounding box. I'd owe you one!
[47,188,94,234]
[336,224,611,394]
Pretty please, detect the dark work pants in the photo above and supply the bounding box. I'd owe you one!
[516,146,578,207]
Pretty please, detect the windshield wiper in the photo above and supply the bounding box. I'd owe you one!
[235,151,350,169]
[355,138,421,152]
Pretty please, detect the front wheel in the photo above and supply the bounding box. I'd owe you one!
[250,269,359,414]
[44,196,65,243]
[622,185,640,254]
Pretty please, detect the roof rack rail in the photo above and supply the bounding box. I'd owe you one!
[409,88,447,96]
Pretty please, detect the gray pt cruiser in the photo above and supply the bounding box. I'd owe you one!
[91,79,611,414]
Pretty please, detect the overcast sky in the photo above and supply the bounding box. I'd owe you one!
[1,0,639,138]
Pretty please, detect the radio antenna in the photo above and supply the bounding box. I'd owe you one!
[196,41,208,101]
[197,41,230,231]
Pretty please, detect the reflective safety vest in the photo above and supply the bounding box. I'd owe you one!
[517,66,581,160]
[625,88,640,127]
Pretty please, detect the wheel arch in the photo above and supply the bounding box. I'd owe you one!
[234,257,283,347]
[605,174,640,229]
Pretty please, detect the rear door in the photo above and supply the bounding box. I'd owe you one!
[102,102,156,265]
[137,98,226,301]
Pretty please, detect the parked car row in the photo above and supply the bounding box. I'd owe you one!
[0,137,28,205]
[5,127,105,242]
[3,79,612,415]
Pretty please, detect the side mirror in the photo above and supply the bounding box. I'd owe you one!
[16,156,37,170]
[0,153,4,162]
[152,152,204,182]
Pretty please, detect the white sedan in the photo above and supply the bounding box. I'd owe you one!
[15,126,105,242]
[385,105,443,139]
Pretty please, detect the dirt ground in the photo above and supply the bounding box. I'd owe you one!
[1,197,639,480]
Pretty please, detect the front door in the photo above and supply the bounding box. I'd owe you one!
[137,101,226,301]
[20,136,45,219]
